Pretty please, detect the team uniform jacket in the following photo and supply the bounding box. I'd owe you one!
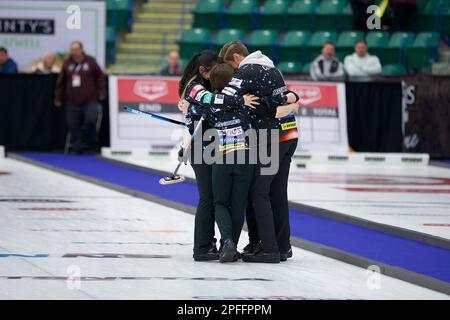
[223,51,299,143]
[183,75,281,148]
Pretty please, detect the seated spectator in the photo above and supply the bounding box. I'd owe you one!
[160,51,183,76]
[310,42,345,81]
[344,40,382,80]
[0,47,18,74]
[32,52,60,74]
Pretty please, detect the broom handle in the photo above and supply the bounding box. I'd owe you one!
[172,162,183,176]
[172,115,205,177]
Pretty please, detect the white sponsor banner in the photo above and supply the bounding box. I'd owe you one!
[287,81,349,152]
[0,0,105,70]
[109,76,349,152]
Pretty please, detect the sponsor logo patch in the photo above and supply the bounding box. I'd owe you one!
[281,121,297,130]
[189,84,204,99]
[195,91,207,101]
[273,86,287,95]
[223,87,237,96]
[215,119,241,127]
[214,94,224,104]
[202,92,213,103]
[219,142,246,152]
[133,80,168,101]
[218,126,244,137]
[230,78,243,88]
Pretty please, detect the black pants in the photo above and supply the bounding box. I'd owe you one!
[392,4,418,32]
[350,0,375,32]
[66,101,99,152]
[251,138,298,253]
[191,162,216,254]
[212,162,254,244]
[246,194,259,244]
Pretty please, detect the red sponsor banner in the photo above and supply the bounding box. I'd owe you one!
[286,83,338,108]
[118,78,179,104]
[117,77,339,108]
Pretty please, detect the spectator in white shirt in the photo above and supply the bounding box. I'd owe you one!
[344,40,382,80]
[310,42,345,81]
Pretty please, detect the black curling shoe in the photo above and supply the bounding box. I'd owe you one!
[280,248,293,262]
[242,249,280,264]
[193,245,219,262]
[241,242,260,257]
[219,239,238,263]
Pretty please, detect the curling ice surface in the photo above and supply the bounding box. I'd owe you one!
[102,151,450,240]
[0,157,448,299]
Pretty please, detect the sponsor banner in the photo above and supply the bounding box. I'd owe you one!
[0,1,105,70]
[109,76,349,152]
[286,81,348,152]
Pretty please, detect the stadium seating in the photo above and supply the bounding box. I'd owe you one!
[286,0,318,32]
[211,28,245,53]
[314,0,347,31]
[106,26,116,63]
[193,0,224,30]
[246,29,278,60]
[381,32,415,65]
[443,6,450,36]
[171,0,448,75]
[224,0,257,31]
[278,61,303,74]
[302,62,311,73]
[382,64,407,76]
[179,28,211,59]
[106,0,132,31]
[278,30,311,62]
[419,0,450,32]
[339,2,353,31]
[259,0,289,32]
[407,32,440,70]
[365,31,390,61]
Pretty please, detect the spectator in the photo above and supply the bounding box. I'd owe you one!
[310,42,345,81]
[344,40,382,80]
[0,47,18,74]
[390,0,418,31]
[160,50,183,76]
[54,41,106,154]
[349,0,375,32]
[32,52,60,74]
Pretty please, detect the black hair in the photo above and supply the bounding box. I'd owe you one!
[355,39,367,46]
[178,50,218,98]
[0,47,8,54]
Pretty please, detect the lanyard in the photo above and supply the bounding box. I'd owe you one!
[73,63,82,74]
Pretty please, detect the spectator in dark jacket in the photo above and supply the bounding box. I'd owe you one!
[310,42,345,81]
[390,0,418,31]
[350,0,375,31]
[54,41,106,154]
[0,47,18,74]
[160,50,183,76]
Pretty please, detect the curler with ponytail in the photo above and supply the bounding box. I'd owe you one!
[178,50,218,98]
